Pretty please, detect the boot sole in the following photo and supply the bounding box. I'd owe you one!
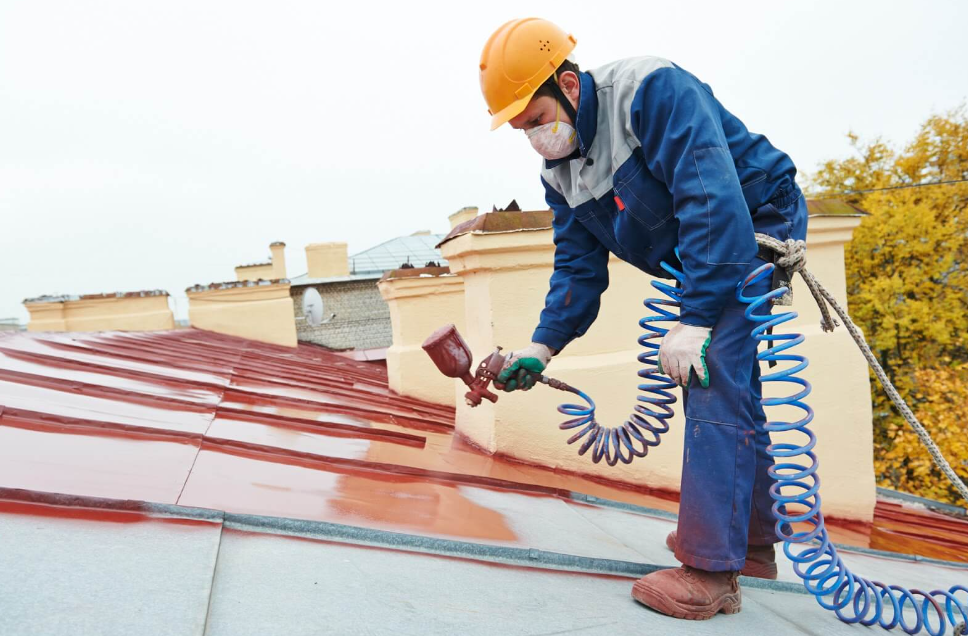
[631,579,742,620]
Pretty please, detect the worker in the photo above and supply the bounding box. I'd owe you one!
[481,18,807,620]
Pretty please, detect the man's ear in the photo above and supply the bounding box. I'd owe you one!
[558,70,580,109]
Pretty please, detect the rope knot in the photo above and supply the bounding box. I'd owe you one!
[776,239,808,272]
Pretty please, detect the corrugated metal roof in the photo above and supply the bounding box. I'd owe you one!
[0,329,964,635]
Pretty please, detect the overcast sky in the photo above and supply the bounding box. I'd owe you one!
[2,0,966,322]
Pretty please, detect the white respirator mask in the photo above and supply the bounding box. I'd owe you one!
[525,100,578,160]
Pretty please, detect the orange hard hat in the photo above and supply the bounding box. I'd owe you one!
[479,18,577,131]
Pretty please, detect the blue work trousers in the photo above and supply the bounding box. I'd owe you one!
[674,257,780,572]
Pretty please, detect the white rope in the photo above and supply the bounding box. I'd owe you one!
[755,233,968,506]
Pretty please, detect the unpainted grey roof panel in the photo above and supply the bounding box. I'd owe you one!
[0,509,221,636]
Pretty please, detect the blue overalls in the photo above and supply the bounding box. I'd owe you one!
[533,57,808,571]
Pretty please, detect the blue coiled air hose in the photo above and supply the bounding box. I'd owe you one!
[555,259,683,466]
[549,258,967,633]
[736,262,967,634]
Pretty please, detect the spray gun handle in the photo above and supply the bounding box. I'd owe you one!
[462,348,507,407]
[464,384,499,407]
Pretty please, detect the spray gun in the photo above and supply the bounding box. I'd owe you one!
[422,324,574,407]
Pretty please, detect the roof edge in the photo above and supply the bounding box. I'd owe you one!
[289,273,383,287]
[379,266,452,282]
[805,197,870,217]
[186,278,290,292]
[876,486,967,517]
[437,210,553,248]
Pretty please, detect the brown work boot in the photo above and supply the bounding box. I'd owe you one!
[632,565,741,620]
[665,530,778,580]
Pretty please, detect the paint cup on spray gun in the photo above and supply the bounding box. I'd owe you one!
[422,324,508,407]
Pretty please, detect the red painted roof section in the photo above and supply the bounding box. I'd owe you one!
[0,329,964,560]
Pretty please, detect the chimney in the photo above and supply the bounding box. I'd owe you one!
[448,206,479,230]
[305,242,349,279]
[270,241,287,279]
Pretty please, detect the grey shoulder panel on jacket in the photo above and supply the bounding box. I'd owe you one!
[588,56,675,89]
[541,57,675,207]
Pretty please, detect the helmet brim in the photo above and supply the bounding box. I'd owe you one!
[489,92,535,131]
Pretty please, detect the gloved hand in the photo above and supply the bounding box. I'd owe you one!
[658,323,712,388]
[496,343,554,392]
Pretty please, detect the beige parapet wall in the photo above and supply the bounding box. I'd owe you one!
[187,279,297,347]
[24,291,174,332]
[437,209,876,523]
[378,267,465,407]
[24,297,69,331]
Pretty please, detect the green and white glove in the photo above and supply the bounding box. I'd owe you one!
[496,343,554,392]
[658,323,712,388]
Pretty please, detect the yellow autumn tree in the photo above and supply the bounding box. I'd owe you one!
[810,105,968,504]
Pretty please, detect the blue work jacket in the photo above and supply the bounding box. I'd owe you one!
[533,57,807,353]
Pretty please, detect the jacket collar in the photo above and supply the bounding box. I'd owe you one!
[544,71,598,169]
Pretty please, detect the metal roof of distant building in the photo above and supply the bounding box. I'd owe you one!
[0,329,965,635]
[349,233,449,274]
[805,198,869,216]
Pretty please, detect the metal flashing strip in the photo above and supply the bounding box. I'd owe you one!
[4,482,967,578]
[221,512,810,595]
[224,512,654,577]
[567,491,679,520]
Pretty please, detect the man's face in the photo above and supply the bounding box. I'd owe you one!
[508,95,568,131]
[507,70,581,132]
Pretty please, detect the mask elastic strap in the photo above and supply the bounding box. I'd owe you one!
[545,72,579,128]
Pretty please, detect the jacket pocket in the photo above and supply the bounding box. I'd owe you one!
[694,146,755,265]
[614,160,674,230]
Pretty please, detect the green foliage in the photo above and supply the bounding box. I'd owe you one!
[809,106,968,504]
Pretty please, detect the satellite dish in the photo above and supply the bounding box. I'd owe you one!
[301,288,334,327]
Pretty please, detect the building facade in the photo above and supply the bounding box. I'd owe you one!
[290,276,390,350]
[290,231,452,352]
